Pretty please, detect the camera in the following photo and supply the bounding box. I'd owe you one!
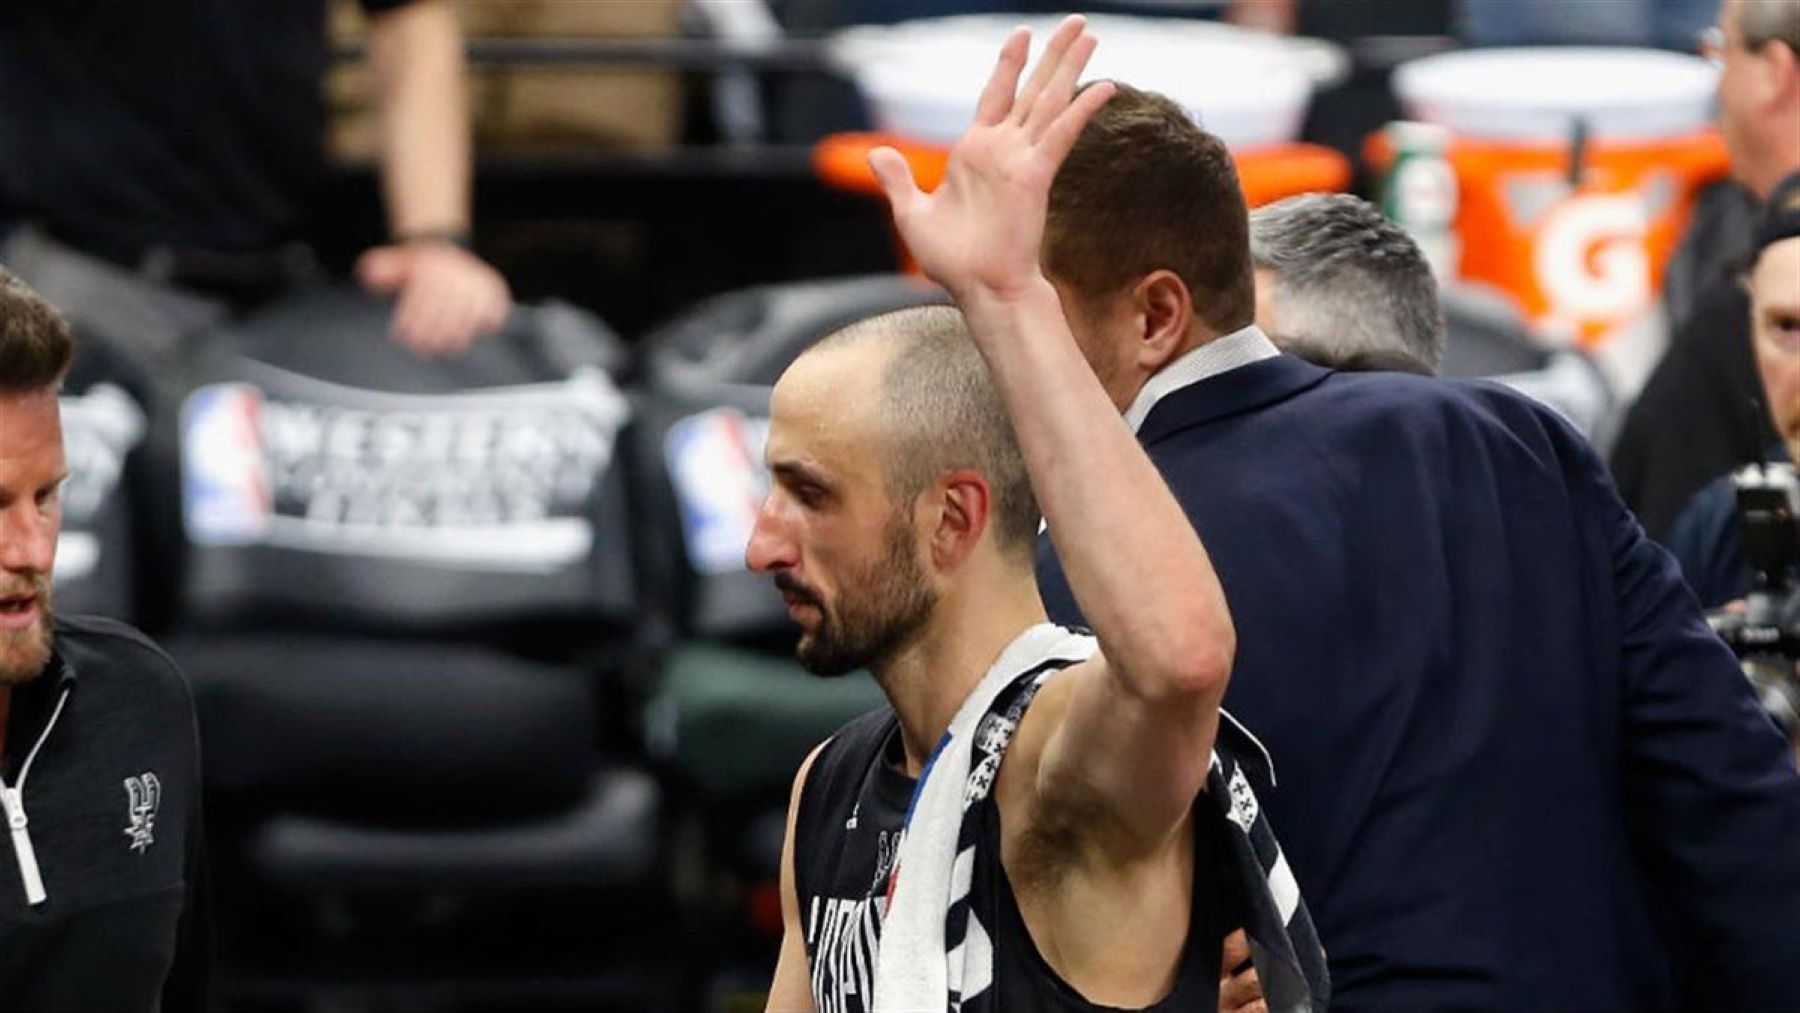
[1706,462,1800,739]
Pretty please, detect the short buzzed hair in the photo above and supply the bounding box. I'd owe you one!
[0,268,73,394]
[1738,0,1800,53]
[1250,193,1445,374]
[815,305,1039,559]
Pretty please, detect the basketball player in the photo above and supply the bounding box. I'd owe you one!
[755,19,1290,1010]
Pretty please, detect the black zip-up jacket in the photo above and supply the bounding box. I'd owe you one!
[0,614,209,1011]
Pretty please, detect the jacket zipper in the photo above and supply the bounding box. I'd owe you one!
[0,686,71,906]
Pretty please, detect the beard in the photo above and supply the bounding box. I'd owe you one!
[0,576,53,687]
[779,515,937,678]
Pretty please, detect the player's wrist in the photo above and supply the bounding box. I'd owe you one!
[952,271,1057,314]
[392,227,473,252]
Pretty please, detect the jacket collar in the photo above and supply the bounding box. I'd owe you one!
[1123,325,1281,432]
[1136,353,1335,447]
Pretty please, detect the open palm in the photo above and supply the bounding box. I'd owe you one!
[869,16,1115,302]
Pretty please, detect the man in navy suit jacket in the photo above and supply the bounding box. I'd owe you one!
[1034,82,1800,1010]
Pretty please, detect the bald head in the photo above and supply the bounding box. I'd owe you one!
[804,305,1039,559]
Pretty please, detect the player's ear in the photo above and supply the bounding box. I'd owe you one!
[1134,270,1194,374]
[929,469,992,571]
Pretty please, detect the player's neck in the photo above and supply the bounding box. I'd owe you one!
[1122,323,1217,410]
[873,572,1047,777]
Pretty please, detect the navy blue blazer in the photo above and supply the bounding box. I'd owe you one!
[1036,354,1800,1011]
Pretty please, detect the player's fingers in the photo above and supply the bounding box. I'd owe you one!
[356,246,410,293]
[390,277,429,348]
[1220,967,1265,1012]
[1221,929,1253,972]
[869,146,923,215]
[432,291,484,355]
[395,275,457,356]
[1040,79,1116,165]
[1027,30,1097,141]
[472,284,510,338]
[974,27,1030,126]
[1012,14,1085,126]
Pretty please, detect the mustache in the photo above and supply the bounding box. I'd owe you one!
[0,575,49,601]
[773,573,823,608]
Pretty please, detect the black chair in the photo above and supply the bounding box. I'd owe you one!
[643,272,947,392]
[51,343,152,624]
[165,287,670,1009]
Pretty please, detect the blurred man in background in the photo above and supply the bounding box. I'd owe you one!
[1610,0,1799,538]
[1665,171,1800,606]
[1663,173,1800,772]
[1249,191,1443,375]
[0,267,208,1011]
[0,0,509,365]
[1034,79,1800,1010]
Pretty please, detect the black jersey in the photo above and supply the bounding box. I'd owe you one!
[793,706,1227,1012]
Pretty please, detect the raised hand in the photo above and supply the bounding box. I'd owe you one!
[868,16,1115,304]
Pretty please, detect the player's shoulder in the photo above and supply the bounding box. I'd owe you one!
[1318,368,1588,456]
[52,613,194,710]
[814,707,897,779]
[1319,366,1529,415]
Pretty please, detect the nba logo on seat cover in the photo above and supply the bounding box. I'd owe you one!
[180,384,273,545]
[665,407,770,574]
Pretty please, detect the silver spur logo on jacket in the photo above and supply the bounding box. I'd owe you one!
[123,773,160,852]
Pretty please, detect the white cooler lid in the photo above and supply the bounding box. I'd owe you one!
[831,14,1335,150]
[1393,47,1718,142]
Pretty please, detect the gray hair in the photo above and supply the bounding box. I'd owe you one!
[814,305,1040,559]
[1249,193,1445,374]
[1738,0,1800,52]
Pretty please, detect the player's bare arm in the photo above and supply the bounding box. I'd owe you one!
[869,3,1233,925]
[766,742,827,1012]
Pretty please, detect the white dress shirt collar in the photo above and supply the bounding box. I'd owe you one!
[1122,324,1281,433]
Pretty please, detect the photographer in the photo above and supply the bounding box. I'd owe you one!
[1666,171,1800,607]
[1610,0,1797,538]
[1664,171,1800,760]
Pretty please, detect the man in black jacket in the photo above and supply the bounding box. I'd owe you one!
[1664,171,1800,608]
[0,0,510,365]
[1609,0,1798,537]
[0,266,208,1010]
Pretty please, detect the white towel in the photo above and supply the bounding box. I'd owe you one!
[871,623,1097,1011]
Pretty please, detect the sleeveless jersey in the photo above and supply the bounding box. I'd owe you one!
[793,704,1229,1012]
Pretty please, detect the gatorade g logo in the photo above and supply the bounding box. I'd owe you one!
[1533,192,1650,329]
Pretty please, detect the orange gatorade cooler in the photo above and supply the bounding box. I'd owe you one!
[816,133,1351,210]
[819,14,1353,264]
[1381,48,1731,369]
